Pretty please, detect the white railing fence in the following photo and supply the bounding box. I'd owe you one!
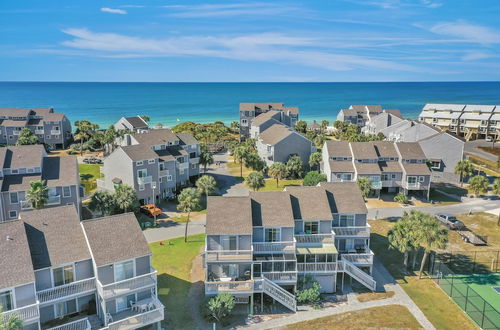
[205,280,254,294]
[341,251,374,264]
[262,278,296,311]
[98,268,157,299]
[252,241,295,253]
[2,302,39,322]
[295,232,334,244]
[263,272,297,282]
[46,317,91,330]
[107,297,164,330]
[338,260,376,291]
[297,263,337,272]
[37,277,96,304]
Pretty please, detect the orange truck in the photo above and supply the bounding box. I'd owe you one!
[140,204,162,218]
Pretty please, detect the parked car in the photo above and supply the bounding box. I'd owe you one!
[140,204,162,218]
[82,158,90,164]
[486,136,494,142]
[435,213,465,230]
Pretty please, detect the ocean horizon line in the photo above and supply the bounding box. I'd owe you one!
[2,80,500,84]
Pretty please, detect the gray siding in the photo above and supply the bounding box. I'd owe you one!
[273,133,313,166]
[97,266,114,286]
[14,283,37,307]
[75,259,94,281]
[135,256,151,276]
[34,269,52,291]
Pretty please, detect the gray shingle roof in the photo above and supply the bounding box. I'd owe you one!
[401,162,431,175]
[206,196,253,235]
[329,160,355,173]
[372,141,399,158]
[350,142,378,159]
[354,162,381,175]
[379,161,403,173]
[240,103,284,111]
[396,142,427,159]
[0,220,35,288]
[259,124,295,145]
[42,156,79,187]
[0,108,33,117]
[177,132,198,146]
[324,141,352,158]
[22,206,91,270]
[0,145,45,169]
[251,111,282,126]
[250,191,294,227]
[82,213,151,266]
[320,182,367,214]
[131,129,178,146]
[121,144,158,161]
[285,186,333,220]
[124,116,148,128]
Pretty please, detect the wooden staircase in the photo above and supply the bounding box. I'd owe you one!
[262,278,297,311]
[338,259,377,291]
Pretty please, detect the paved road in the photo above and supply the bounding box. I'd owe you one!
[368,196,500,219]
[465,139,497,162]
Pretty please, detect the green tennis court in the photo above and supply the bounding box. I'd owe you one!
[438,273,500,329]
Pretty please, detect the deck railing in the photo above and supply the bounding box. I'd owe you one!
[37,277,96,304]
[46,317,91,330]
[51,130,61,135]
[97,268,157,300]
[107,297,164,330]
[253,241,295,253]
[340,251,374,264]
[263,272,297,282]
[159,169,169,177]
[297,263,337,273]
[47,195,61,205]
[205,249,253,262]
[137,176,153,185]
[2,302,39,322]
[295,231,335,244]
[205,280,255,294]
[332,224,370,237]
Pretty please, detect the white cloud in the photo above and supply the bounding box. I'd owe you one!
[430,21,500,44]
[100,7,127,15]
[462,51,496,61]
[163,2,298,17]
[59,28,416,72]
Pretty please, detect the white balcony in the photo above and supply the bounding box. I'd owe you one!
[189,157,199,164]
[47,195,61,205]
[137,176,152,185]
[97,268,157,300]
[205,280,255,294]
[205,249,253,262]
[263,272,297,282]
[37,277,96,305]
[381,180,399,188]
[332,224,370,237]
[297,263,337,273]
[177,162,189,170]
[295,231,335,244]
[1,302,39,323]
[20,200,32,210]
[51,130,61,135]
[47,317,91,330]
[106,297,164,330]
[371,181,382,189]
[35,129,44,135]
[253,241,295,253]
[13,130,21,136]
[402,181,428,190]
[159,169,169,177]
[340,250,374,265]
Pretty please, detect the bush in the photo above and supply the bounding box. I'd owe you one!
[201,293,235,324]
[303,171,327,186]
[296,281,321,308]
[394,192,409,205]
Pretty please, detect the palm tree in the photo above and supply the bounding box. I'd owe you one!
[0,306,23,330]
[320,120,329,133]
[308,152,322,171]
[196,175,217,199]
[103,125,117,155]
[468,175,489,197]
[416,214,448,278]
[114,184,138,213]
[388,213,418,268]
[454,160,474,187]
[246,172,265,191]
[88,190,116,216]
[177,188,201,242]
[74,120,99,155]
[492,178,500,226]
[26,180,48,209]
[16,128,39,146]
[356,177,372,200]
[285,155,304,179]
[199,150,214,174]
[233,145,249,178]
[244,152,265,172]
[268,162,287,187]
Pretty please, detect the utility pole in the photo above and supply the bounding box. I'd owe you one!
[152,181,157,224]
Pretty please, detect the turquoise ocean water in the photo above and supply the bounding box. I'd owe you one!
[1,82,499,128]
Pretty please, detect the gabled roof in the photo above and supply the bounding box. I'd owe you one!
[372,141,399,158]
[0,220,35,288]
[350,142,378,159]
[131,129,178,146]
[354,162,381,175]
[42,156,79,187]
[401,162,431,175]
[320,182,367,214]
[250,191,294,227]
[251,110,282,126]
[0,108,33,118]
[285,186,333,220]
[176,132,198,146]
[324,141,352,158]
[206,196,253,235]
[22,206,91,270]
[0,145,44,169]
[121,144,158,161]
[259,124,295,145]
[396,142,426,159]
[82,213,151,266]
[124,116,148,128]
[240,103,284,111]
[350,105,383,113]
[329,160,355,173]
[422,104,466,111]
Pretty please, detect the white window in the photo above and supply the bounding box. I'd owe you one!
[180,169,185,175]
[221,264,238,278]
[114,260,135,282]
[419,176,425,182]
[304,222,319,234]
[116,294,136,312]
[139,184,145,191]
[137,169,147,178]
[63,186,71,197]
[339,214,355,227]
[166,175,173,181]
[391,174,396,179]
[221,235,238,250]
[136,161,143,166]
[10,192,18,204]
[9,210,17,219]
[191,164,197,169]
[148,159,155,164]
[53,264,74,286]
[159,178,162,183]
[0,290,13,311]
[264,228,280,242]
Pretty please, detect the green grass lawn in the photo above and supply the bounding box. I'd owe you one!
[150,234,206,330]
[369,219,477,330]
[433,185,468,196]
[257,179,303,191]
[285,305,421,330]
[79,164,102,194]
[429,189,461,204]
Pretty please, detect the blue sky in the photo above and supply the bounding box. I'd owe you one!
[1,0,500,82]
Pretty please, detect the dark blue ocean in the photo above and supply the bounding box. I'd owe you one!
[1,82,499,128]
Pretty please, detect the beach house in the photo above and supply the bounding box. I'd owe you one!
[113,116,149,133]
[239,103,299,138]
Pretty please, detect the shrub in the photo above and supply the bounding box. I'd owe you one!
[296,281,321,308]
[201,293,235,324]
[303,171,327,186]
[394,192,409,205]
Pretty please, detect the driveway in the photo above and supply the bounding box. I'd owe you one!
[206,151,250,197]
[465,139,497,162]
